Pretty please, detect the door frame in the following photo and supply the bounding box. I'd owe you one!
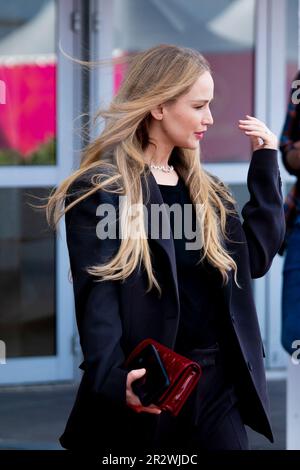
[88,0,292,371]
[0,0,75,384]
[209,0,293,370]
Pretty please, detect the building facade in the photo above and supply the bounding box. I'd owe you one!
[0,0,298,388]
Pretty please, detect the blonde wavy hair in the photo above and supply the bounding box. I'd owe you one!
[46,44,241,297]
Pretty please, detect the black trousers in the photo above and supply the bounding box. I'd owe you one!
[126,342,250,451]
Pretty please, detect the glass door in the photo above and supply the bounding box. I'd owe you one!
[93,0,269,354]
[0,0,75,384]
[87,0,292,371]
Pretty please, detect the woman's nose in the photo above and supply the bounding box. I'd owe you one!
[203,108,213,126]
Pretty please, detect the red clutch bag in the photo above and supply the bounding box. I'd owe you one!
[124,338,202,417]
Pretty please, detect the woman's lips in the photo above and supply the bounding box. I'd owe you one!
[194,132,204,140]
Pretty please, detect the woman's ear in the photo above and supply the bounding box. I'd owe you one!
[150,104,163,121]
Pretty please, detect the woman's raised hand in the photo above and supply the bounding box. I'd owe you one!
[238,115,278,152]
[126,368,162,415]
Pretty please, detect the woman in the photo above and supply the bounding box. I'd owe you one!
[279,71,300,450]
[279,69,300,356]
[46,44,284,451]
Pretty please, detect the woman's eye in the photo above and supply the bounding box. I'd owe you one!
[195,106,204,110]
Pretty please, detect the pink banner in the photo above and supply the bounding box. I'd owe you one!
[0,62,56,159]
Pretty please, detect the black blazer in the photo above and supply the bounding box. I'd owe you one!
[59,148,285,450]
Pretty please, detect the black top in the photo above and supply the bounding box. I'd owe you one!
[157,175,225,352]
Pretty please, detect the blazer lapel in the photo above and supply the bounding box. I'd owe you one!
[140,169,180,313]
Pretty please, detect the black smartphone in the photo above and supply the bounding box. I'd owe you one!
[127,344,170,407]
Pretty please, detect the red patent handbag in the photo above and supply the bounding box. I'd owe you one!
[124,338,202,417]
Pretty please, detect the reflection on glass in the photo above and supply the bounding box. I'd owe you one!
[0,187,56,357]
[0,0,56,166]
[112,0,256,163]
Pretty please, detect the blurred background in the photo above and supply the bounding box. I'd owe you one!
[0,0,299,451]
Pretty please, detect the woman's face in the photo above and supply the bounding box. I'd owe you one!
[157,71,214,149]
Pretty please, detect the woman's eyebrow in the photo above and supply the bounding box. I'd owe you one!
[190,98,214,103]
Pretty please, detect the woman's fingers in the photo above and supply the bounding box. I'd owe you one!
[127,402,162,414]
[238,115,278,151]
[140,405,162,414]
[239,125,269,135]
[147,404,162,412]
[243,130,268,137]
[245,114,260,121]
[239,123,263,131]
[239,124,267,135]
[127,367,146,384]
[131,402,162,414]
[126,368,162,414]
[239,120,267,132]
[239,115,268,130]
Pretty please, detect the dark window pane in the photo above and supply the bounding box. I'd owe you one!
[0,187,56,357]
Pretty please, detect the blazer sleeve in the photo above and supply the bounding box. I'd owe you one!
[64,176,128,407]
[241,148,286,278]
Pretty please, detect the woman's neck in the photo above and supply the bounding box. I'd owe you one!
[143,142,174,167]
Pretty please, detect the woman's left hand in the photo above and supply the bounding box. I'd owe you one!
[238,115,278,152]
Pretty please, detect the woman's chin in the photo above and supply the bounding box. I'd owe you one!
[183,141,200,150]
[175,139,200,150]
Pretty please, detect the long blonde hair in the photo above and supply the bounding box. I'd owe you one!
[46,44,241,297]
